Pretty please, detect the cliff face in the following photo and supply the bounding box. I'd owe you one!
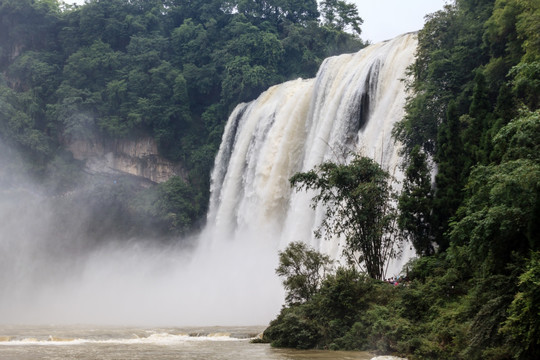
[67,137,185,184]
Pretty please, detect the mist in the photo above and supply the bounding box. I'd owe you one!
[0,142,284,327]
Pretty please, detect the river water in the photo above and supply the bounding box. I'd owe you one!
[0,325,379,360]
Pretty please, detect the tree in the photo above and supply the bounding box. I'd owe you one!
[320,0,363,36]
[501,251,540,359]
[449,109,540,271]
[235,0,319,24]
[398,145,434,256]
[290,155,402,280]
[276,242,333,305]
[432,101,466,250]
[462,71,493,165]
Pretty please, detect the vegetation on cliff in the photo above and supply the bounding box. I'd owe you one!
[264,0,540,359]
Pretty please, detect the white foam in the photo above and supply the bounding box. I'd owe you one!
[0,332,249,347]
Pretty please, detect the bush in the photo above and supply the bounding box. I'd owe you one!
[263,305,321,349]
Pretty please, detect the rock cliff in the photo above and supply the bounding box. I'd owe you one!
[67,137,185,184]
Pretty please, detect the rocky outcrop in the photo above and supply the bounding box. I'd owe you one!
[67,137,185,184]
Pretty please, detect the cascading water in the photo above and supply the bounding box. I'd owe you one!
[207,33,418,272]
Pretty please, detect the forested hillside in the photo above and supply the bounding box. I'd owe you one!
[0,0,364,237]
[264,0,540,359]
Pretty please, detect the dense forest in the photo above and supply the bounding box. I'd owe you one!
[263,0,540,359]
[0,0,364,237]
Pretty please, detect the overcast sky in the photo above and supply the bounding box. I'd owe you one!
[353,0,450,43]
[70,0,450,44]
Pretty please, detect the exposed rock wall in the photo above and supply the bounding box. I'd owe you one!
[67,137,185,184]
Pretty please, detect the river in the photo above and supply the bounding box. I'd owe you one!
[0,325,384,360]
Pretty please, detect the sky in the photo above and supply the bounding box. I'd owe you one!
[353,0,450,43]
[70,0,450,44]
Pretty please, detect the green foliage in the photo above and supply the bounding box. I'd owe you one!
[276,242,333,305]
[432,100,466,249]
[492,108,540,162]
[319,0,363,36]
[393,0,499,249]
[131,176,204,235]
[398,145,434,255]
[0,79,53,166]
[263,305,321,349]
[317,267,375,321]
[154,176,201,233]
[385,0,540,358]
[264,266,394,351]
[501,251,540,359]
[450,110,540,271]
[510,61,540,109]
[290,156,402,280]
[461,273,516,359]
[234,0,320,24]
[393,3,468,158]
[0,0,60,68]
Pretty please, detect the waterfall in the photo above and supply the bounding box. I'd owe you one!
[206,33,418,272]
[0,33,418,327]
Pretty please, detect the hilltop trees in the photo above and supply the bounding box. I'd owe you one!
[320,0,363,36]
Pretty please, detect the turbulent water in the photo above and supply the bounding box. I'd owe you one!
[207,33,417,268]
[0,326,379,360]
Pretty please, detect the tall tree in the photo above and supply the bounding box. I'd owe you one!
[290,156,402,280]
[433,101,466,249]
[398,145,434,256]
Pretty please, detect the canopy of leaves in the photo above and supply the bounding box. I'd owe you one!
[276,242,333,305]
[290,156,402,280]
[398,145,434,256]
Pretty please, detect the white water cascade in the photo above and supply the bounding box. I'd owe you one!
[206,33,418,272]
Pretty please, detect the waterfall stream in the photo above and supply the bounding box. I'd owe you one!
[206,33,417,271]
